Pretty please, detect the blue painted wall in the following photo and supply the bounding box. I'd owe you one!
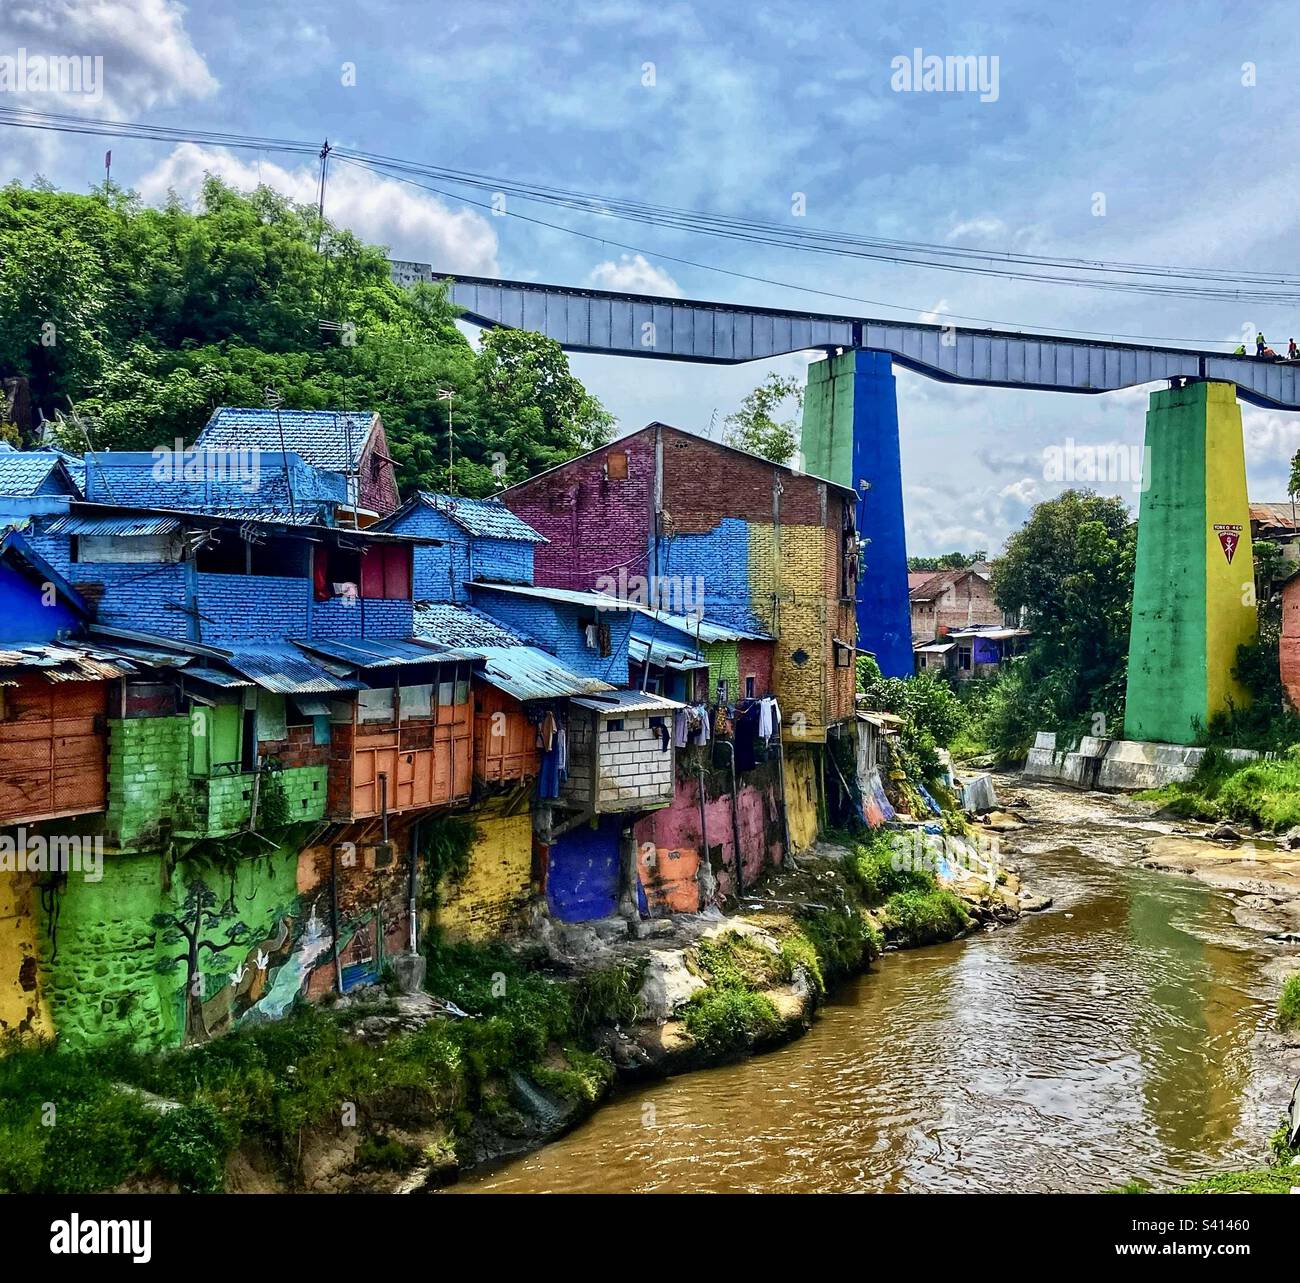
[386,504,535,602]
[655,517,768,634]
[0,560,81,641]
[546,818,623,921]
[468,585,634,684]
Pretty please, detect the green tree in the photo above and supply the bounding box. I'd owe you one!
[982,489,1136,759]
[907,550,986,572]
[0,178,611,495]
[722,372,803,465]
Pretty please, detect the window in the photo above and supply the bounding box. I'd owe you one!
[606,718,624,732]
[76,534,181,564]
[605,451,629,481]
[745,675,756,698]
[240,709,257,772]
[958,645,972,671]
[834,642,853,668]
[359,544,411,600]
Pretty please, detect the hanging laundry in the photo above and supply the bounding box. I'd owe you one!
[694,704,711,745]
[538,710,557,751]
[597,621,611,657]
[674,707,690,748]
[584,624,598,650]
[734,702,761,771]
[655,722,670,751]
[556,723,568,773]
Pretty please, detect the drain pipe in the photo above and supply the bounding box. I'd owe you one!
[330,842,343,994]
[407,816,421,955]
[716,739,744,898]
[774,734,793,859]
[695,758,713,902]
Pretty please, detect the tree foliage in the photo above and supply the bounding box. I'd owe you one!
[978,489,1136,761]
[0,178,612,493]
[722,372,802,465]
[907,550,986,572]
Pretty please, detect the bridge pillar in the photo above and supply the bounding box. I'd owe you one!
[1123,380,1256,744]
[800,349,913,677]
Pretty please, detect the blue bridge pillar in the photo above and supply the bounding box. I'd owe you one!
[800,349,912,677]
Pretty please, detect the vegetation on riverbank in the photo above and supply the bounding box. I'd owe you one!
[1134,746,1300,832]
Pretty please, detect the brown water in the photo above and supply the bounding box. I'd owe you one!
[455,782,1292,1193]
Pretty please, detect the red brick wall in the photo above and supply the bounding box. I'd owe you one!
[358,418,400,517]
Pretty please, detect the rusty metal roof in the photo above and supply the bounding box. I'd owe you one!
[0,640,186,682]
[220,645,363,695]
[463,644,615,702]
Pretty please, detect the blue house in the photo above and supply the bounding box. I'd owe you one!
[0,451,82,523]
[376,492,547,603]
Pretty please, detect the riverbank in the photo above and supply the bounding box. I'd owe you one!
[0,826,1044,1194]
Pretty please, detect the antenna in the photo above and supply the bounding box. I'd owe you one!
[264,387,298,521]
[438,388,456,495]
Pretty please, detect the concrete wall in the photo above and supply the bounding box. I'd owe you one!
[1023,731,1261,791]
[1125,382,1256,744]
[800,350,912,677]
[435,806,533,942]
[0,870,50,1038]
[784,745,819,852]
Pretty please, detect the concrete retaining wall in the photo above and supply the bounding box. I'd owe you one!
[1023,731,1260,792]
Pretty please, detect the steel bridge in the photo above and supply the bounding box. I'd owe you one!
[390,263,1300,412]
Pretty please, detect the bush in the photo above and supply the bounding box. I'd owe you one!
[883,888,971,946]
[148,1102,234,1192]
[683,988,781,1054]
[1279,975,1300,1030]
[843,830,935,903]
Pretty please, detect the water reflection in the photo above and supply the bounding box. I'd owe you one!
[453,805,1282,1193]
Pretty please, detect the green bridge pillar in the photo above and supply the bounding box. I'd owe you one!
[1123,380,1256,745]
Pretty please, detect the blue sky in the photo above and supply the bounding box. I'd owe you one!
[5,0,1300,553]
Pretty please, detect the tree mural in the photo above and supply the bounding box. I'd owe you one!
[152,876,253,1043]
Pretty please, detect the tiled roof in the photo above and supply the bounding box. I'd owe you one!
[413,602,533,648]
[417,493,547,542]
[0,452,77,497]
[908,567,976,601]
[196,408,376,471]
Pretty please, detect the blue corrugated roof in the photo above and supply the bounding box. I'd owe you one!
[220,644,363,695]
[468,582,639,610]
[413,602,533,648]
[44,513,183,536]
[196,408,376,471]
[293,637,460,669]
[417,493,546,543]
[629,635,707,670]
[634,607,773,643]
[467,644,615,701]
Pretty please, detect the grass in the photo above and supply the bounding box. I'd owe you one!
[1278,975,1300,1031]
[1135,748,1300,832]
[882,888,972,946]
[682,932,785,1053]
[842,828,936,904]
[0,940,587,1194]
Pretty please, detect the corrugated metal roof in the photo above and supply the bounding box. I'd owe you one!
[181,666,254,688]
[293,637,458,669]
[570,688,685,714]
[43,513,183,536]
[629,635,707,670]
[467,644,615,702]
[413,602,532,648]
[0,640,185,682]
[468,582,639,610]
[418,493,547,542]
[220,645,363,695]
[197,408,376,471]
[634,608,773,643]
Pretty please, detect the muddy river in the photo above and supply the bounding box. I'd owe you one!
[454,780,1296,1193]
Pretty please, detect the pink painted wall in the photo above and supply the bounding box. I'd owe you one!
[633,761,785,909]
[501,434,655,592]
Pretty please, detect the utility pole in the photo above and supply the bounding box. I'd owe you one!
[438,388,456,495]
[264,386,298,521]
[316,139,331,254]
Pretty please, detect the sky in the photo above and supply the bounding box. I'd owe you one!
[4,0,1300,554]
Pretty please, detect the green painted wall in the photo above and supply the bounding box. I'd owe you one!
[800,352,855,488]
[1124,381,1255,743]
[105,716,191,851]
[703,640,740,701]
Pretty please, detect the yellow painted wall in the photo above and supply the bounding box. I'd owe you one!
[435,808,533,943]
[750,523,834,742]
[784,746,820,852]
[0,872,51,1039]
[1203,382,1257,718]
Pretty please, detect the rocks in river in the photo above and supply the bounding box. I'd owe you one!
[1276,827,1300,851]
[1018,892,1053,913]
[1208,822,1245,842]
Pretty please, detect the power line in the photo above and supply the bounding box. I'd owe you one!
[1,103,1291,341]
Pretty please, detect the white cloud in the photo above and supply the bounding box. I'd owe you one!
[136,144,499,273]
[587,253,682,297]
[0,0,217,116]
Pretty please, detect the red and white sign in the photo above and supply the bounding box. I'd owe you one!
[1213,523,1243,564]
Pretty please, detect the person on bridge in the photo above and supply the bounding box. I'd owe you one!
[1289,339,1298,361]
[1234,343,1247,355]
[1257,331,1267,357]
